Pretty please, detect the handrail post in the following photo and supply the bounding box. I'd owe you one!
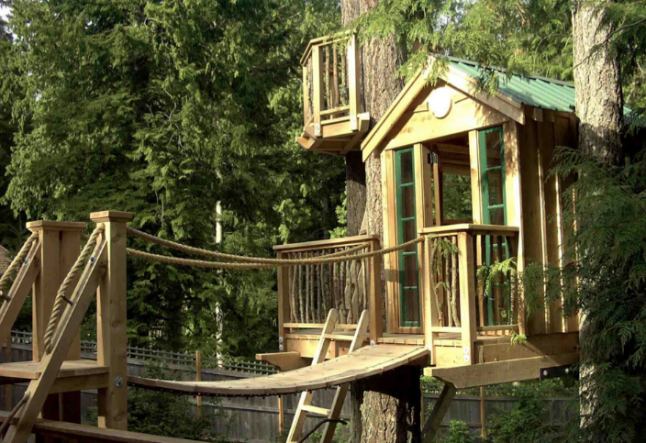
[27,220,86,426]
[90,211,132,431]
[312,45,324,136]
[347,33,360,131]
[368,238,383,342]
[458,232,477,364]
[277,252,290,351]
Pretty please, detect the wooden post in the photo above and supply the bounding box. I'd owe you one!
[312,45,324,134]
[480,386,487,440]
[278,395,285,435]
[347,33,360,130]
[458,232,477,364]
[27,220,86,429]
[196,351,202,418]
[422,382,456,443]
[91,211,132,431]
[277,253,290,352]
[368,239,383,342]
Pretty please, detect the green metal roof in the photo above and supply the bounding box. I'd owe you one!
[446,56,636,119]
[446,56,577,113]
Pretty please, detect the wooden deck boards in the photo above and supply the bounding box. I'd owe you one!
[129,345,429,397]
[0,359,108,380]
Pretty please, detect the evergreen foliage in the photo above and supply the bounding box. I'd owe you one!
[0,0,343,356]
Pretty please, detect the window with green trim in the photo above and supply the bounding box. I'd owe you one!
[479,126,512,325]
[395,148,420,327]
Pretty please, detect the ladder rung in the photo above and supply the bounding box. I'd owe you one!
[301,405,331,417]
[323,334,354,341]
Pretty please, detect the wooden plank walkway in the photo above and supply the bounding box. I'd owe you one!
[129,344,429,397]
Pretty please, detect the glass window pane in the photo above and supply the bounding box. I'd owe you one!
[404,255,418,287]
[442,172,472,222]
[403,289,420,323]
[489,208,505,225]
[401,151,413,184]
[485,131,502,168]
[402,221,417,249]
[402,186,415,218]
[487,170,504,206]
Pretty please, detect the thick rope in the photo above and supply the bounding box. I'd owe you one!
[126,227,367,264]
[0,393,29,437]
[0,233,38,299]
[43,225,105,355]
[126,237,424,269]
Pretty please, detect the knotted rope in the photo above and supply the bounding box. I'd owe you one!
[126,237,424,269]
[0,393,29,437]
[126,227,367,264]
[0,233,38,301]
[43,225,105,355]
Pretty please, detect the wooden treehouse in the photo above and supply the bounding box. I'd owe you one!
[279,42,582,390]
[0,41,582,443]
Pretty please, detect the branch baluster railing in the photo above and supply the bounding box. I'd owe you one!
[420,224,520,365]
[301,32,360,134]
[274,235,382,345]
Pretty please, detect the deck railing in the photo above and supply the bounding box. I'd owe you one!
[420,224,520,364]
[300,32,361,135]
[274,235,382,346]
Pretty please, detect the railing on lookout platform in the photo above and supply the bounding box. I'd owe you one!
[273,235,383,346]
[420,224,521,365]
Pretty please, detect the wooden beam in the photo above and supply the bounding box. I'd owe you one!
[92,211,132,431]
[422,382,457,443]
[428,352,579,389]
[347,34,360,129]
[0,410,205,443]
[256,352,308,372]
[312,45,324,131]
[368,239,383,342]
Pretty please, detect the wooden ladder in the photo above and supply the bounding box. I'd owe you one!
[286,308,369,443]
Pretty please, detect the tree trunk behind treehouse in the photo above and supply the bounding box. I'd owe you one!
[571,0,624,430]
[572,0,623,164]
[342,1,412,442]
[347,151,366,236]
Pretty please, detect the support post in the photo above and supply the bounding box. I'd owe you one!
[347,33,360,130]
[91,211,132,431]
[196,351,202,418]
[277,252,290,351]
[368,239,383,342]
[27,220,86,429]
[480,386,487,440]
[422,382,456,443]
[458,232,477,364]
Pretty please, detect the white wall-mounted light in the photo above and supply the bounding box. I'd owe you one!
[428,87,452,119]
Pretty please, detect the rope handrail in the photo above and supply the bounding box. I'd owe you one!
[126,227,368,264]
[43,225,105,354]
[0,233,39,299]
[126,237,424,269]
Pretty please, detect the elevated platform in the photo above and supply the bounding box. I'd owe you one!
[129,344,429,397]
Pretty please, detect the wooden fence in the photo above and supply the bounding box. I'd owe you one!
[2,331,575,442]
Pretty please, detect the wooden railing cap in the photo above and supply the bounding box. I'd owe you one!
[26,221,87,232]
[273,234,379,252]
[419,224,520,236]
[89,211,133,223]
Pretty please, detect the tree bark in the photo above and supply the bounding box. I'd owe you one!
[572,0,623,164]
[350,365,422,443]
[347,151,366,236]
[341,1,411,442]
[571,0,624,430]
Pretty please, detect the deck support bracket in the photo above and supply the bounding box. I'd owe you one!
[422,381,456,443]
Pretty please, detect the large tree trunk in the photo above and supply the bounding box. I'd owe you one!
[571,0,624,429]
[572,0,623,164]
[346,151,366,236]
[342,1,414,442]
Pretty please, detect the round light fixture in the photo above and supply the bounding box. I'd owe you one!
[429,87,452,119]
